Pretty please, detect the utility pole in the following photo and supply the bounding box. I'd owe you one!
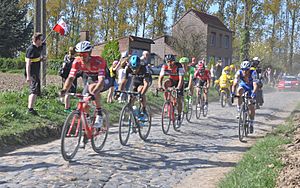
[34,0,47,87]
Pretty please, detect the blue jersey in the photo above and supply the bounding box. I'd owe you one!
[234,69,258,93]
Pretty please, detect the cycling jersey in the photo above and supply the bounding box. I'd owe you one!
[160,63,184,81]
[183,66,195,82]
[235,69,258,93]
[69,56,107,78]
[194,69,211,81]
[125,65,152,92]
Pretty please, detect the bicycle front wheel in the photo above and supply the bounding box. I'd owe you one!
[61,110,82,161]
[202,95,208,117]
[119,103,133,145]
[91,109,109,153]
[238,107,247,142]
[162,101,172,135]
[220,91,226,108]
[138,106,152,141]
[186,95,193,123]
[196,95,202,119]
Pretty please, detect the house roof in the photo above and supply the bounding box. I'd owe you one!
[94,35,154,46]
[173,9,231,32]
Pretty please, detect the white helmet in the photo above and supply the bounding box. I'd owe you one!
[240,61,251,70]
[75,41,93,52]
[253,57,260,61]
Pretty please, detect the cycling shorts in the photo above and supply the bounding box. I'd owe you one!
[166,78,183,96]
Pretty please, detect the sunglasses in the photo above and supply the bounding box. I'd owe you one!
[241,68,250,71]
[78,52,89,58]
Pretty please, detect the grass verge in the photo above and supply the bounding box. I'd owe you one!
[218,112,298,188]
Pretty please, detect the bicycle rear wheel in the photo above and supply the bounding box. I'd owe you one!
[220,91,227,108]
[61,110,82,161]
[138,106,152,141]
[186,95,193,123]
[91,109,109,153]
[162,101,172,134]
[119,103,133,146]
[195,95,202,119]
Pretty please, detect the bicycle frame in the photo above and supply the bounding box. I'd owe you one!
[67,94,95,139]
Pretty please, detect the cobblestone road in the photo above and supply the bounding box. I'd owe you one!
[0,91,299,188]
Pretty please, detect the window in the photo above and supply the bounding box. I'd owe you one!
[210,32,216,47]
[224,35,229,49]
[219,34,222,48]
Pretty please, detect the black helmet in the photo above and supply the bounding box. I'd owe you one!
[165,54,176,62]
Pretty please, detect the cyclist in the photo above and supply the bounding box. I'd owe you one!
[218,66,231,96]
[158,54,184,122]
[231,60,258,133]
[180,57,194,95]
[251,57,264,108]
[194,62,211,110]
[118,55,152,121]
[228,64,236,80]
[60,41,112,128]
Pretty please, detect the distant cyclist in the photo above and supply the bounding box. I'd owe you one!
[158,54,185,122]
[118,55,152,121]
[231,60,258,133]
[194,62,211,110]
[179,57,194,95]
[251,57,264,108]
[60,41,112,128]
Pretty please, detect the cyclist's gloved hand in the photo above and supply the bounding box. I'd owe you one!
[251,93,256,99]
[230,92,235,98]
[88,93,96,100]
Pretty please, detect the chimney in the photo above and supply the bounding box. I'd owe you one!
[80,31,90,41]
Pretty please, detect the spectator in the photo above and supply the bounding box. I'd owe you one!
[60,47,77,112]
[107,60,120,103]
[25,33,44,115]
[215,60,223,80]
[117,58,129,102]
[210,64,216,86]
[140,51,150,66]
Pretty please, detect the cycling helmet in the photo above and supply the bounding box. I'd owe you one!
[223,66,230,71]
[129,55,141,70]
[229,64,235,69]
[240,60,251,70]
[179,57,189,64]
[165,54,176,62]
[75,41,93,52]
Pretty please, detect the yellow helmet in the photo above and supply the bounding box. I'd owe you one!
[223,66,230,71]
[229,64,235,69]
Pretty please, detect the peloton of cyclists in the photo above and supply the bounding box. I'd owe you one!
[60,41,113,129]
[231,60,258,133]
[158,54,185,122]
[194,61,211,110]
[118,55,152,121]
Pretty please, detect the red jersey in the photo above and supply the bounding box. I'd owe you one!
[194,69,211,81]
[160,63,184,81]
[69,56,107,78]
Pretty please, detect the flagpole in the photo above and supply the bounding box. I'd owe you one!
[43,30,54,43]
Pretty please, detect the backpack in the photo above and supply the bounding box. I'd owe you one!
[59,56,74,79]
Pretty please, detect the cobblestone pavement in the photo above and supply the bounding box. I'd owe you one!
[0,91,299,188]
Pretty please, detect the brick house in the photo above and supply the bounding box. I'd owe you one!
[92,35,154,62]
[151,9,233,67]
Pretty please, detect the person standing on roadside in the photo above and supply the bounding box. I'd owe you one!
[60,47,77,112]
[25,33,44,115]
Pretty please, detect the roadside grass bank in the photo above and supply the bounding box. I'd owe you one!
[218,108,300,188]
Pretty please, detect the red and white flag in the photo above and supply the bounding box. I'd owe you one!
[52,19,68,36]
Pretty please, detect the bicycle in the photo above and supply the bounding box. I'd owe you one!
[182,88,194,123]
[116,90,152,146]
[156,87,182,134]
[220,88,231,108]
[195,85,208,119]
[60,93,109,161]
[232,91,253,142]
